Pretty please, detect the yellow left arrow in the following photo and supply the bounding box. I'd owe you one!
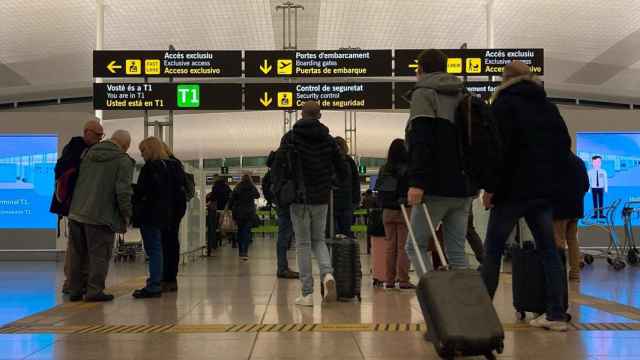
[260,92,272,107]
[107,60,122,74]
[408,59,418,72]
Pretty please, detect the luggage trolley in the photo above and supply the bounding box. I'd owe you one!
[622,201,640,267]
[580,198,626,270]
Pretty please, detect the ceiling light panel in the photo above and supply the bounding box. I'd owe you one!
[493,0,640,62]
[0,0,95,64]
[104,0,275,50]
[317,0,487,49]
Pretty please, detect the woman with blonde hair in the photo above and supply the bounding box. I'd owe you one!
[132,137,185,298]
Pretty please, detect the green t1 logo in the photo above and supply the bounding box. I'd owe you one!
[177,84,200,108]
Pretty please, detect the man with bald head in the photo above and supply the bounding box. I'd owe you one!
[52,119,105,294]
[277,101,347,307]
[67,129,134,302]
[481,61,572,331]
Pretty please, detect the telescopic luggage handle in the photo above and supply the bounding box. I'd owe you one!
[400,203,449,274]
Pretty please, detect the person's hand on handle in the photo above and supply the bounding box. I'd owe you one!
[408,187,424,206]
[482,192,495,210]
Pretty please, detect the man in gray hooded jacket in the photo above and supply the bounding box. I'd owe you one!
[405,49,476,273]
[67,130,134,302]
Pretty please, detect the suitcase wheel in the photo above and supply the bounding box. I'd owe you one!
[583,254,594,265]
[516,311,527,321]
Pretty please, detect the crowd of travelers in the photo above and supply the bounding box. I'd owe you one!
[52,49,587,332]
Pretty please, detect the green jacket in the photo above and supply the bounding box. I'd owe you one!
[68,140,134,233]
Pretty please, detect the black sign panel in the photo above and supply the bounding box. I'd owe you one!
[93,83,242,110]
[245,50,392,78]
[245,82,392,110]
[395,49,544,77]
[93,50,242,78]
[394,82,501,109]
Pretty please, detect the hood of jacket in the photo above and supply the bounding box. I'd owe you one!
[293,118,330,143]
[491,74,545,103]
[84,140,128,163]
[414,72,465,95]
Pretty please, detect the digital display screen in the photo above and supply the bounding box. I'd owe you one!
[0,135,57,229]
[577,132,640,226]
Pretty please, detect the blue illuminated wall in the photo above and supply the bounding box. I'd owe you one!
[0,135,57,229]
[576,132,640,226]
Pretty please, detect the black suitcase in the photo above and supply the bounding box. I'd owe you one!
[326,235,362,301]
[321,190,363,302]
[511,220,569,320]
[402,204,504,359]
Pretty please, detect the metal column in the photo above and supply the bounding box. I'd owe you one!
[276,1,303,134]
[95,0,104,122]
[144,45,175,151]
[344,111,357,158]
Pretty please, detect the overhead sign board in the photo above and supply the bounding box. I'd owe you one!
[394,49,544,77]
[93,83,242,110]
[245,82,392,110]
[245,50,392,78]
[93,50,242,78]
[394,82,501,109]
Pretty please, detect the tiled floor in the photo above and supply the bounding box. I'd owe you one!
[1,236,639,359]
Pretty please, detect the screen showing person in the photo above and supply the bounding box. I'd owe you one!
[577,132,640,226]
[0,135,58,229]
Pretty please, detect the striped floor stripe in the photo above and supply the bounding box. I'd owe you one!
[1,322,639,335]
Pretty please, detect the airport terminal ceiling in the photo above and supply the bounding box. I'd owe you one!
[2,0,640,159]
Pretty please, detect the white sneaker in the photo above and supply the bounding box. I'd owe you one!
[295,294,313,307]
[323,273,337,302]
[529,313,569,332]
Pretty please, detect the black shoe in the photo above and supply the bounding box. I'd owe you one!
[399,282,416,290]
[85,292,114,302]
[69,294,83,302]
[277,269,299,279]
[162,281,178,293]
[132,288,162,299]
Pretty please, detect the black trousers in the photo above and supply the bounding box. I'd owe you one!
[162,222,181,283]
[592,188,604,217]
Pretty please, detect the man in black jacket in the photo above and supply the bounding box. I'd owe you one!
[51,119,104,294]
[481,61,572,331]
[280,101,347,307]
[405,49,476,273]
[265,152,299,279]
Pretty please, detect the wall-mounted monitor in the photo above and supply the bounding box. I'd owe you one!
[576,132,640,226]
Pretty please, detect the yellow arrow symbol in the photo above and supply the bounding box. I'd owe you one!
[107,60,122,74]
[259,59,272,75]
[408,59,418,72]
[260,92,272,107]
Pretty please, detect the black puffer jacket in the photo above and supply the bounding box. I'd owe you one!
[229,180,260,226]
[487,75,571,204]
[375,162,409,210]
[212,180,231,211]
[553,152,589,220]
[334,155,360,211]
[133,158,185,228]
[281,118,347,204]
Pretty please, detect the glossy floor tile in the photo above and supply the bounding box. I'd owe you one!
[0,236,638,359]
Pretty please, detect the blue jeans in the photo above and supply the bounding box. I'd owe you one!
[481,199,567,321]
[290,204,333,296]
[405,196,471,276]
[335,207,354,237]
[237,222,252,257]
[140,225,163,293]
[277,206,293,274]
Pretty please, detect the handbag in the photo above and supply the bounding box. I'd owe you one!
[219,203,237,233]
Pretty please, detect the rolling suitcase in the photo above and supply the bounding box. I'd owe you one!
[401,204,504,359]
[322,190,363,301]
[511,220,569,320]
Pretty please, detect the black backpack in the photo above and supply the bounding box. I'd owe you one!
[270,134,306,207]
[261,170,275,204]
[454,93,503,189]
